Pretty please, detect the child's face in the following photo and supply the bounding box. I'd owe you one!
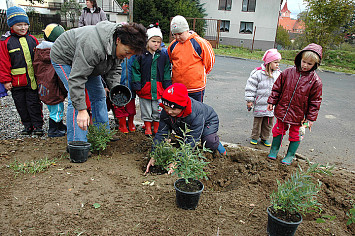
[269,59,280,71]
[12,23,29,36]
[172,31,189,43]
[147,36,162,52]
[301,57,316,72]
[163,105,182,117]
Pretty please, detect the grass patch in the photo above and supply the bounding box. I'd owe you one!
[214,45,355,74]
[8,156,59,175]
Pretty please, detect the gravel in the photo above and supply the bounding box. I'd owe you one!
[0,92,119,140]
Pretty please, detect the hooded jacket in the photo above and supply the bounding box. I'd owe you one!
[168,31,215,93]
[154,98,219,148]
[50,21,122,111]
[78,7,107,27]
[245,63,281,117]
[267,43,323,125]
[33,41,67,105]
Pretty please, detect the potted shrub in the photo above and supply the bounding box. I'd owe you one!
[150,128,210,210]
[267,162,333,236]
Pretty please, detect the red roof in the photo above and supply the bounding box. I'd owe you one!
[281,1,290,13]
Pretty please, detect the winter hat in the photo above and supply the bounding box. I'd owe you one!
[147,27,163,40]
[43,23,65,42]
[6,6,30,27]
[262,49,281,65]
[171,15,189,34]
[162,83,189,109]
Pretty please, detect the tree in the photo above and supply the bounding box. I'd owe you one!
[59,0,82,29]
[303,0,355,49]
[275,25,291,49]
[132,0,206,40]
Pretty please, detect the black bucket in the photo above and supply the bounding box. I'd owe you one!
[174,178,204,210]
[68,141,91,163]
[267,206,302,236]
[109,84,132,107]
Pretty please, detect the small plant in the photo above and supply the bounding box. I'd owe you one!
[270,161,334,217]
[347,203,355,226]
[87,123,114,153]
[8,157,58,175]
[150,126,211,183]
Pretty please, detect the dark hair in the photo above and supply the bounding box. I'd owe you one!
[89,0,98,9]
[114,23,147,55]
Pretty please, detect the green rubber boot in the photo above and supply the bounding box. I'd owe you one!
[267,135,282,160]
[281,141,301,165]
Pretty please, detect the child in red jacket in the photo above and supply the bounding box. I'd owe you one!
[0,6,43,135]
[267,43,323,165]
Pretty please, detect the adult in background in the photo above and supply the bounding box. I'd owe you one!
[168,15,215,102]
[50,21,146,145]
[79,0,107,27]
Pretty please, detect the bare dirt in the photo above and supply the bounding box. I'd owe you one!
[0,131,354,235]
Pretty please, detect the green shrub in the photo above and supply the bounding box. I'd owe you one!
[87,123,114,153]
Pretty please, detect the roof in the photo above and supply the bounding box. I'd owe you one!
[281,1,290,13]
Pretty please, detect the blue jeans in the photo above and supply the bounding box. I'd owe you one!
[52,62,109,143]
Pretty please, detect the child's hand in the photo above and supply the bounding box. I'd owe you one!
[267,104,274,111]
[144,158,155,174]
[4,82,12,90]
[247,102,253,111]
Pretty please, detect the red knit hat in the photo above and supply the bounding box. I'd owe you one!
[162,83,189,109]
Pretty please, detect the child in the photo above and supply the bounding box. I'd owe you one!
[245,49,281,146]
[267,43,323,165]
[33,23,67,137]
[111,56,137,133]
[132,26,172,135]
[0,6,44,136]
[145,83,226,174]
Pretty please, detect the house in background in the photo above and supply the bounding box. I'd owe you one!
[278,1,304,34]
[200,0,283,50]
[8,0,128,26]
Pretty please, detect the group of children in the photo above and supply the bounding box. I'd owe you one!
[0,6,323,169]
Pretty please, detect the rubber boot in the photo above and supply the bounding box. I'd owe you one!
[128,115,136,132]
[153,121,159,134]
[268,135,282,160]
[118,117,128,133]
[281,141,300,165]
[48,119,65,137]
[58,120,67,134]
[144,121,152,136]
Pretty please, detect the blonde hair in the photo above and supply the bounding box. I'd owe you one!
[302,51,320,64]
[265,63,274,78]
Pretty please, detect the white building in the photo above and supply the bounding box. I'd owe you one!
[201,0,283,50]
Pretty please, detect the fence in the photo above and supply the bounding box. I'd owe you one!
[0,9,61,36]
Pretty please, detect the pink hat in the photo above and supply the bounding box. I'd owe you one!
[262,49,281,65]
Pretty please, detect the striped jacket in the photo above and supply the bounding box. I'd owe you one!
[168,32,215,93]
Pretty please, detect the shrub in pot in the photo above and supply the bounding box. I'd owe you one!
[150,128,210,209]
[267,162,333,236]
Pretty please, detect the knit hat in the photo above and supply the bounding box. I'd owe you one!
[162,83,189,109]
[43,23,65,42]
[6,6,30,27]
[171,15,189,34]
[262,49,281,65]
[147,27,163,40]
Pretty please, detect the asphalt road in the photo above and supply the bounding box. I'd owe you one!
[204,55,355,171]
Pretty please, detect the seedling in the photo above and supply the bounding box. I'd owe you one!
[87,123,114,153]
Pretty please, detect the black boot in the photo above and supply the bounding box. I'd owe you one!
[21,127,33,135]
[58,120,67,134]
[48,119,65,137]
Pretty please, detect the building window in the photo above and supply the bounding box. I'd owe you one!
[220,20,230,32]
[239,22,253,34]
[218,0,232,11]
[79,0,85,3]
[242,0,256,12]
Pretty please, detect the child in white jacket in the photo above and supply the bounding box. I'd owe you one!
[244,49,281,146]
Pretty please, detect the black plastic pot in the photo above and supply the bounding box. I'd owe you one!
[68,141,91,163]
[174,178,204,210]
[267,206,303,236]
[109,84,132,107]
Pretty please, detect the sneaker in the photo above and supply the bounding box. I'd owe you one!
[33,127,44,136]
[261,139,271,147]
[250,139,258,145]
[20,127,33,135]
